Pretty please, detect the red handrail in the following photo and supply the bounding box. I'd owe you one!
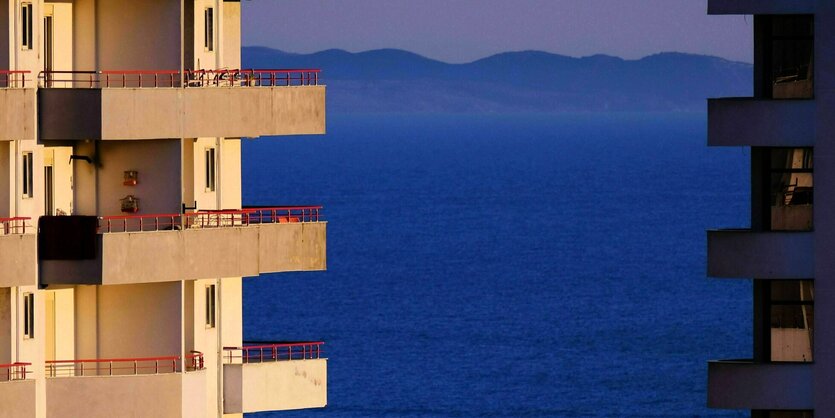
[0,70,30,88]
[37,69,322,88]
[1,217,30,235]
[0,362,31,382]
[97,206,323,233]
[223,342,325,364]
[45,352,204,377]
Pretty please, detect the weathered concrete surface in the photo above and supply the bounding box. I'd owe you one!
[707,360,812,410]
[0,234,37,287]
[39,86,326,140]
[46,371,207,418]
[224,359,327,414]
[40,222,326,285]
[0,380,36,418]
[0,89,36,141]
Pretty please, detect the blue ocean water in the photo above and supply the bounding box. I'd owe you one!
[241,113,753,418]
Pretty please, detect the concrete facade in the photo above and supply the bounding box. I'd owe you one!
[0,0,327,416]
[223,359,327,414]
[707,2,821,417]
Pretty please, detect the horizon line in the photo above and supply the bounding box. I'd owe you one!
[242,45,755,66]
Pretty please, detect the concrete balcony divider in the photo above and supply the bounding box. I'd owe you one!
[40,222,327,286]
[0,88,36,141]
[707,360,812,410]
[708,0,815,14]
[0,234,37,287]
[707,229,813,279]
[39,86,326,140]
[708,98,815,147]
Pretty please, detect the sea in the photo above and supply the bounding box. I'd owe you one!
[241,113,752,418]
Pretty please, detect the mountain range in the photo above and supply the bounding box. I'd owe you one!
[242,46,752,113]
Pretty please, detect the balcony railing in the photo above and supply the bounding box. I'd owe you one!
[1,217,31,235]
[0,362,31,382]
[97,206,323,233]
[46,352,204,377]
[38,69,322,89]
[0,71,30,88]
[223,342,325,364]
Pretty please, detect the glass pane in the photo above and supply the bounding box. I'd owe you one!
[771,15,814,99]
[770,148,813,231]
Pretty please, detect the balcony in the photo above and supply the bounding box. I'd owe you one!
[708,98,814,147]
[38,69,326,140]
[707,229,813,279]
[0,71,36,141]
[39,207,327,286]
[707,0,815,15]
[45,354,207,418]
[0,218,37,287]
[707,360,812,410]
[0,363,35,418]
[223,342,327,413]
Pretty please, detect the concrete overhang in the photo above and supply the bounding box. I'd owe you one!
[707,229,813,279]
[40,222,327,286]
[707,360,812,410]
[38,86,325,140]
[708,0,814,15]
[708,98,815,147]
[0,234,37,287]
[223,359,327,414]
[0,89,36,141]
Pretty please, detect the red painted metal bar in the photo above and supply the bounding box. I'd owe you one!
[37,69,322,88]
[222,342,325,364]
[0,70,31,88]
[0,217,30,235]
[97,206,323,233]
[45,352,204,378]
[0,362,32,382]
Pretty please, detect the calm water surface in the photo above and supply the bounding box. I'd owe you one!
[242,113,752,417]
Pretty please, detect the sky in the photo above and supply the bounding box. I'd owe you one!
[241,0,753,64]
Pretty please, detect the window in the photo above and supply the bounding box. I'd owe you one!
[22,152,33,199]
[762,15,814,99]
[204,8,214,51]
[769,148,812,231]
[21,3,33,50]
[205,148,216,192]
[205,284,216,328]
[755,410,814,418]
[23,293,34,339]
[769,280,814,362]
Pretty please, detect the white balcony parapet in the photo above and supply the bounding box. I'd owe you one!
[708,360,812,410]
[223,342,327,413]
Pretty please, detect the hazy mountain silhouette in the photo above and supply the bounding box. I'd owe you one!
[243,46,752,113]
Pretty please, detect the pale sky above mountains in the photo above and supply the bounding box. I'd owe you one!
[242,0,753,63]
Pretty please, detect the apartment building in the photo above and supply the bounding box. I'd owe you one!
[0,1,327,417]
[706,1,826,417]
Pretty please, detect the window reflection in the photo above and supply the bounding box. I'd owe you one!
[770,148,813,231]
[770,280,814,362]
[768,15,814,99]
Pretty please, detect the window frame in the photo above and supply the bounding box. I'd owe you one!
[23,293,34,339]
[205,147,216,192]
[205,284,216,328]
[22,152,34,199]
[21,3,33,50]
[204,7,214,52]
